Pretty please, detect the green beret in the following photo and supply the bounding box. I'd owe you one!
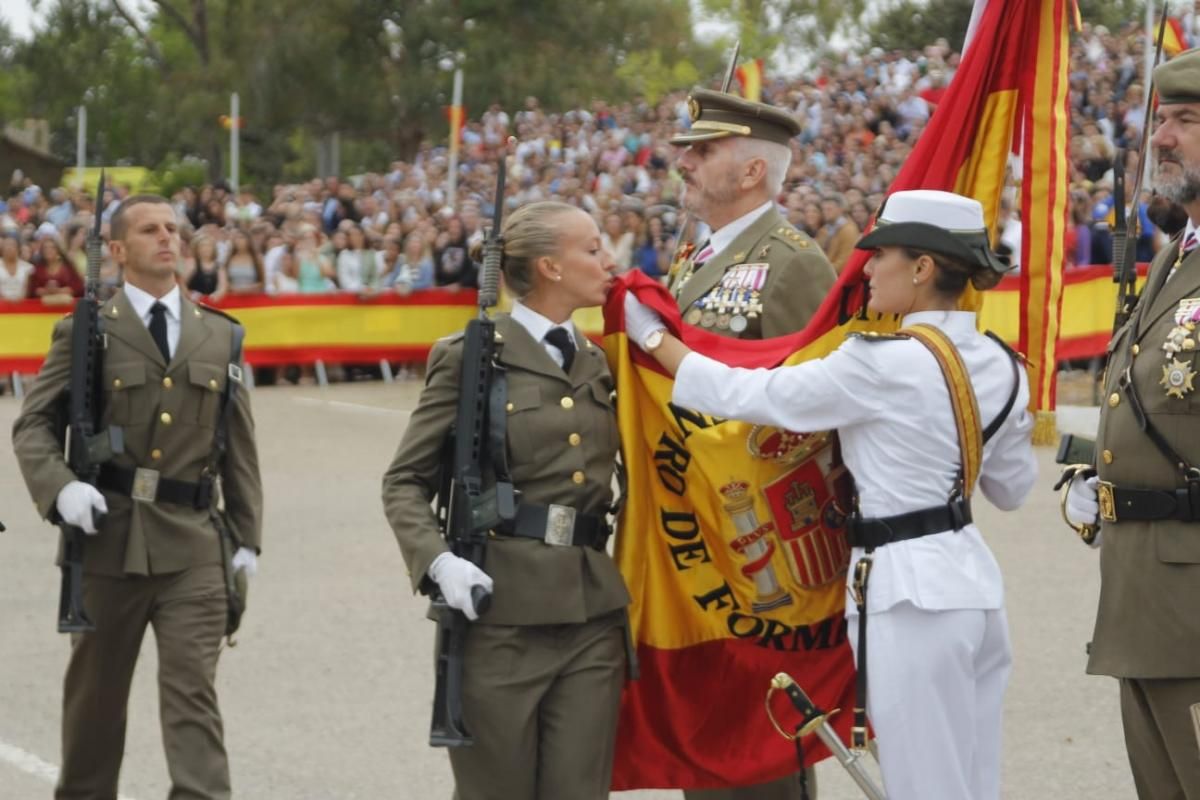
[670,88,800,147]
[1155,47,1200,105]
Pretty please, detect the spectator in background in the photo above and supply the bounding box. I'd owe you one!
[1068,193,1093,268]
[819,193,861,272]
[384,232,434,294]
[0,235,34,301]
[433,215,475,288]
[224,229,265,294]
[64,223,88,276]
[184,233,228,300]
[1091,198,1114,266]
[28,235,84,300]
[336,224,381,293]
[601,210,635,272]
[802,202,824,238]
[292,226,335,293]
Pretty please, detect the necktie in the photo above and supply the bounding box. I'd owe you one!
[149,301,170,362]
[1184,231,1199,257]
[694,240,714,266]
[545,327,576,373]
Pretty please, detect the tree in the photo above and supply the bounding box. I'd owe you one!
[865,0,975,53]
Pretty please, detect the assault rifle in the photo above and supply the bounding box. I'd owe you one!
[59,171,124,633]
[1112,3,1169,334]
[428,155,515,747]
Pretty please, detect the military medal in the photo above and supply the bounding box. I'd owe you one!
[1161,357,1198,399]
[716,312,731,330]
[685,307,703,325]
[729,314,748,333]
[701,310,717,328]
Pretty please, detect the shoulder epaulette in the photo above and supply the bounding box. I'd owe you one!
[769,225,812,251]
[196,304,241,325]
[984,330,1029,364]
[436,330,467,345]
[846,330,908,343]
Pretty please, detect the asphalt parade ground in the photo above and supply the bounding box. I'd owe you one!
[0,381,1135,799]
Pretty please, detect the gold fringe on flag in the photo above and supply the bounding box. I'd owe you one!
[1032,409,1058,446]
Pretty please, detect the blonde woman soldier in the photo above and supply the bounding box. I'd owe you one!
[382,201,631,800]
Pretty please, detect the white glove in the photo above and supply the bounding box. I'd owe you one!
[428,552,494,621]
[232,547,258,577]
[1066,474,1102,548]
[624,292,667,349]
[55,481,108,535]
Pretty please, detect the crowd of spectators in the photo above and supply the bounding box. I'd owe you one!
[0,20,1191,319]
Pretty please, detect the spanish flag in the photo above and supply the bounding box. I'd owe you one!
[1163,16,1188,57]
[736,59,765,102]
[604,0,1068,789]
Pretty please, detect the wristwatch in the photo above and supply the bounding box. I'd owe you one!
[643,329,667,352]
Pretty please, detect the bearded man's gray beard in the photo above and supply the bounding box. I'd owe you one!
[1156,151,1200,205]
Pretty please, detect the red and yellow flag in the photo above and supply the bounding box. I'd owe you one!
[603,0,1068,789]
[1163,16,1188,57]
[736,59,765,102]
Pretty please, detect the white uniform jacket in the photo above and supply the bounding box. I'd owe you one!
[674,310,1037,614]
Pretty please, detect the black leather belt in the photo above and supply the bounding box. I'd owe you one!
[847,498,972,550]
[98,464,212,509]
[496,503,610,550]
[1097,480,1200,523]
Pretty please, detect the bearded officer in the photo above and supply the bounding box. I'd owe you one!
[667,88,836,343]
[667,88,836,800]
[1061,47,1200,798]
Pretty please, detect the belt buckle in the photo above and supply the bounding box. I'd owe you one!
[544,504,576,546]
[131,468,161,503]
[1098,480,1117,522]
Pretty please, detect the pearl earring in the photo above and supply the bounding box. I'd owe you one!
[912,277,919,285]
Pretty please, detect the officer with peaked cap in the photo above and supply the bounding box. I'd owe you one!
[667,87,838,800]
[626,189,1034,799]
[668,89,836,343]
[1061,46,1200,798]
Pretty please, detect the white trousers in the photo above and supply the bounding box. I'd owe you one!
[848,602,1012,800]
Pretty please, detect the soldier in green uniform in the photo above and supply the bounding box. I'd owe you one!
[667,88,836,800]
[1061,48,1200,798]
[668,88,837,342]
[12,195,263,799]
[382,201,630,800]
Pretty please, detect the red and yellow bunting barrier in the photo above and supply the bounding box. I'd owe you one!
[0,270,1139,375]
[0,291,605,372]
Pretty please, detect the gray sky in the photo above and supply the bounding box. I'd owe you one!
[2,0,37,39]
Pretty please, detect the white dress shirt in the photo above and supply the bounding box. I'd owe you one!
[509,301,577,368]
[704,200,776,262]
[123,282,182,359]
[674,310,1037,614]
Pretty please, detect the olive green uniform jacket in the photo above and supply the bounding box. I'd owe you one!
[382,313,629,626]
[12,289,263,576]
[670,206,837,339]
[1092,234,1200,678]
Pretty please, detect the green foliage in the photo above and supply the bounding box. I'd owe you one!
[152,154,209,199]
[701,0,868,57]
[6,0,713,185]
[865,0,976,53]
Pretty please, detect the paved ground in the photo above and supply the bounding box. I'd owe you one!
[0,381,1136,799]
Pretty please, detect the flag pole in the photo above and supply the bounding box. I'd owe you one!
[448,68,463,210]
[230,92,240,193]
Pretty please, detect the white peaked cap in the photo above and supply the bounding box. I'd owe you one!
[877,190,987,232]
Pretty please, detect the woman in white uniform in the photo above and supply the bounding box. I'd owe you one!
[623,190,1037,800]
